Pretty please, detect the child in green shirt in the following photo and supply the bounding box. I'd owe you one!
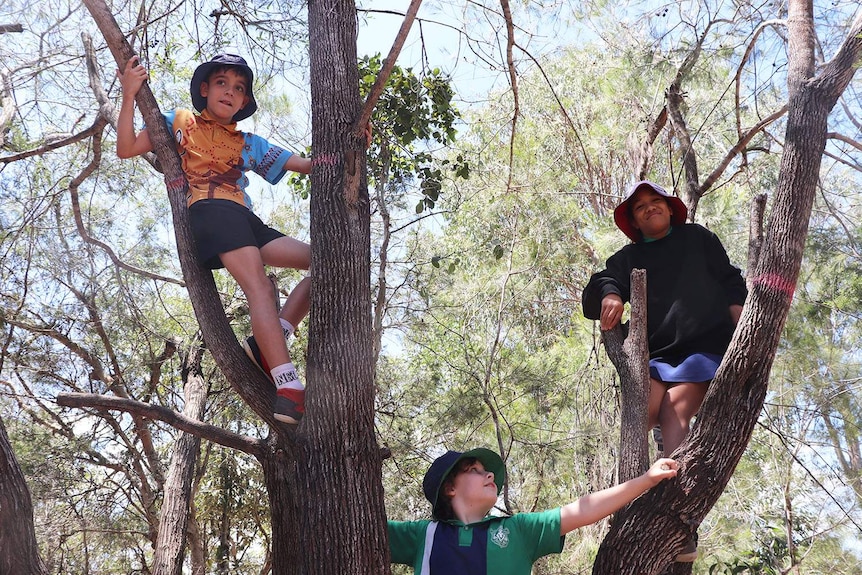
[388,448,677,575]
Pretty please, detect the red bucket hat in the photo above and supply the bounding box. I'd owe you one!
[613,180,688,242]
[190,53,258,122]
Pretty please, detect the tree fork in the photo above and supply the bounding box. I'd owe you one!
[592,3,862,573]
[80,1,302,573]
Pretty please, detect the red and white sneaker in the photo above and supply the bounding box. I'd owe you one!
[274,387,304,424]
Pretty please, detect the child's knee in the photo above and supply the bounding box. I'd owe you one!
[245,277,279,304]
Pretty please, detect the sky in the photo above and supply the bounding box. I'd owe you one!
[356,2,502,100]
[354,1,581,107]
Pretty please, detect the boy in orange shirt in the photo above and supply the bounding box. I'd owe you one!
[117,53,311,423]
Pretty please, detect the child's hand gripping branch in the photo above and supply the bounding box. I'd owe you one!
[116,56,153,159]
[114,53,318,423]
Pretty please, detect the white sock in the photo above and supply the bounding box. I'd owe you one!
[271,362,304,391]
[279,319,295,339]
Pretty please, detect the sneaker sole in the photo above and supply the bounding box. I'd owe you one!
[675,550,698,562]
[273,412,301,424]
[273,392,304,424]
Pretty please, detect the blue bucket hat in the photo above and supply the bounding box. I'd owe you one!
[613,180,688,242]
[190,53,258,122]
[422,448,506,509]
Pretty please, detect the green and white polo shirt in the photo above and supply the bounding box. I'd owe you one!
[388,508,565,575]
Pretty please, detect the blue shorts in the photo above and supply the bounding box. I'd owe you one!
[188,199,284,269]
[649,353,722,384]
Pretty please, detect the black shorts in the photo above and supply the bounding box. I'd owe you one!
[188,199,285,269]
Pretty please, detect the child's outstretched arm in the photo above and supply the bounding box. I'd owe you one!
[279,121,372,176]
[559,458,678,535]
[283,154,312,175]
[116,56,154,159]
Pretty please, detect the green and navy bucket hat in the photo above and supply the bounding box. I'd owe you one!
[422,448,506,509]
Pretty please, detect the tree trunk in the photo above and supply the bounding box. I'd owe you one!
[152,342,208,575]
[601,269,651,483]
[0,415,48,575]
[186,511,206,575]
[592,3,862,574]
[299,2,389,575]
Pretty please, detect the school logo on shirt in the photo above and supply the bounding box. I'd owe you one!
[490,524,509,548]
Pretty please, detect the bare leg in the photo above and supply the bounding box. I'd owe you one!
[220,246,291,368]
[279,276,310,329]
[260,236,311,330]
[658,382,708,454]
[647,377,665,430]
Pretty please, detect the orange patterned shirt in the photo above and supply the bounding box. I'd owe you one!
[164,109,293,211]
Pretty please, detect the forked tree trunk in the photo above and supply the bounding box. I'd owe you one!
[592,3,862,574]
[79,1,390,574]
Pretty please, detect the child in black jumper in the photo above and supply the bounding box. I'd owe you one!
[582,181,747,560]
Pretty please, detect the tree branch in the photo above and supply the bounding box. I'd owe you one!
[515,43,594,185]
[0,68,14,149]
[699,105,788,194]
[734,19,785,146]
[747,193,767,282]
[56,392,266,457]
[0,121,105,164]
[355,0,423,139]
[499,0,519,192]
[81,31,158,169]
[66,120,185,286]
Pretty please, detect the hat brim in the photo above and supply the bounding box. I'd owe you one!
[190,60,258,123]
[426,448,506,509]
[613,181,688,242]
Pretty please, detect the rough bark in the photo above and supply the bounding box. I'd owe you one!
[0,415,48,575]
[300,1,389,574]
[186,511,207,575]
[152,342,209,575]
[0,68,15,149]
[592,3,862,574]
[600,269,651,483]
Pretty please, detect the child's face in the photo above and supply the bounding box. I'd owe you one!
[200,68,251,124]
[629,189,673,240]
[446,460,499,513]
